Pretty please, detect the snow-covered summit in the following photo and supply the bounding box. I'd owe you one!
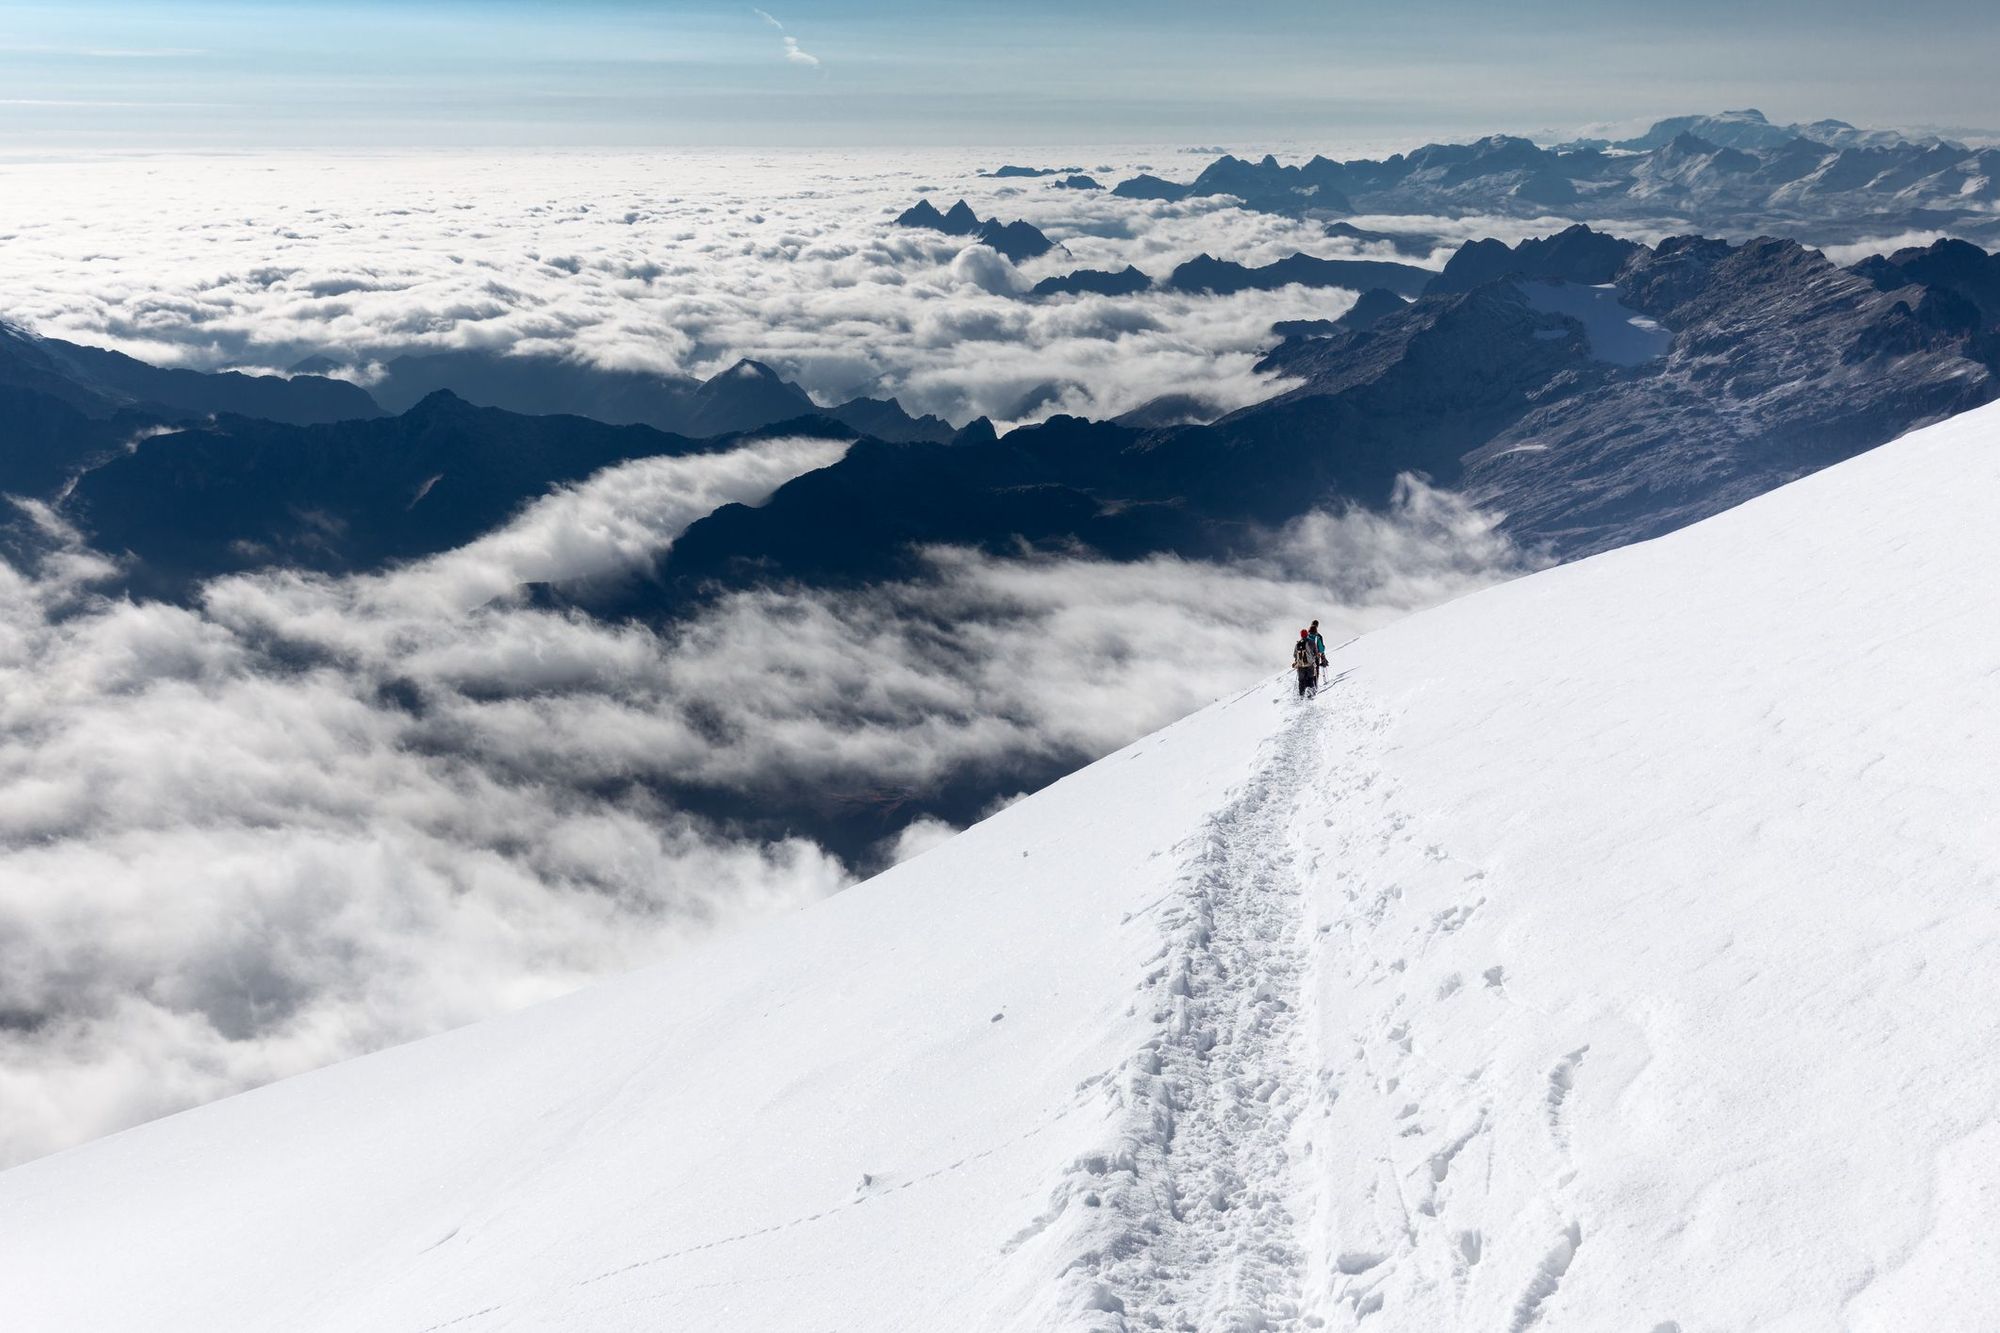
[9,401,2000,1330]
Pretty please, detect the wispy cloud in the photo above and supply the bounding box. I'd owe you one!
[751,8,820,68]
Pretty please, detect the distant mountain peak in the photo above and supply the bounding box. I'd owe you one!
[716,358,783,383]
[891,198,1061,262]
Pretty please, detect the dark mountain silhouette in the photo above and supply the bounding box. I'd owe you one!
[892,199,1060,261]
[1,322,380,426]
[0,383,140,499]
[1110,174,1191,201]
[1425,224,1644,293]
[1182,153,1356,213]
[1164,253,1432,297]
[1051,175,1102,190]
[822,395,958,444]
[64,393,852,595]
[982,165,1080,178]
[1030,266,1153,298]
[0,321,385,502]
[352,349,955,444]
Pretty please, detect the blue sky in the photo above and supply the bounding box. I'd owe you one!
[2,0,1996,148]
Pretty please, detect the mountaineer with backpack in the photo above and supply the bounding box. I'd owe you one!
[1292,630,1319,698]
[1306,619,1327,687]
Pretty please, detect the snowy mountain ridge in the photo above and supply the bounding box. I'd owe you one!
[8,399,2000,1329]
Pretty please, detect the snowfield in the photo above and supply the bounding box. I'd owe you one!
[8,398,2000,1330]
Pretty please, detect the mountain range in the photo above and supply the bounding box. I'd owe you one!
[37,227,2000,604]
[0,331,960,517]
[1115,111,2000,245]
[12,227,2000,854]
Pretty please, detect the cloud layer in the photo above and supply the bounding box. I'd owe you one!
[0,148,1551,1166]
[0,436,1529,1167]
[0,150,1479,428]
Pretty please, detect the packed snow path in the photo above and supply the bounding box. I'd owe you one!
[11,401,2000,1329]
[1046,699,1325,1329]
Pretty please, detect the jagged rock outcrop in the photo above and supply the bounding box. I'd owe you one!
[892,198,1060,261]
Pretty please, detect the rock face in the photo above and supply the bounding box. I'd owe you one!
[892,198,1060,261]
[1852,238,2000,328]
[1109,115,2000,245]
[1462,235,1996,553]
[646,226,1999,603]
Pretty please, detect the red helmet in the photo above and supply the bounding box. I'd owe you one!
[1300,629,1309,638]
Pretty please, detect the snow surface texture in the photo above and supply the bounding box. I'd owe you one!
[9,399,2000,1329]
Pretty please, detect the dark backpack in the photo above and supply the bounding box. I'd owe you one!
[1293,640,1315,670]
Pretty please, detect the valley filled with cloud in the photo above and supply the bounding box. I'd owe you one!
[0,148,1567,427]
[0,149,1551,1162]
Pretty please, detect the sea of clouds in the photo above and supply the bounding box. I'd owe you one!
[0,149,1548,1165]
[0,147,1602,427]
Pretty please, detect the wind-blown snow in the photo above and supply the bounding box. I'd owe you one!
[8,399,2000,1329]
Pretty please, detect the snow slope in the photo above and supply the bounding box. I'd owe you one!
[9,399,2000,1330]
